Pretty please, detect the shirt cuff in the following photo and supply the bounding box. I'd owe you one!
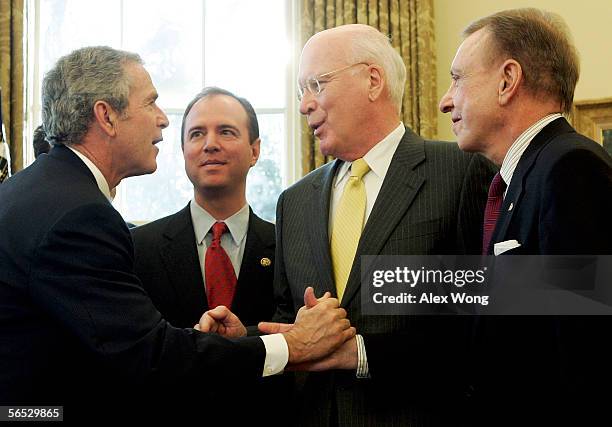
[356,334,370,379]
[260,333,289,377]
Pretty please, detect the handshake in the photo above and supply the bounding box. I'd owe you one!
[194,287,358,371]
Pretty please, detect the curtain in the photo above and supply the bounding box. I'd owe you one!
[300,0,437,174]
[0,0,25,174]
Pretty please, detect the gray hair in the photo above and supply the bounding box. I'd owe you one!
[345,27,407,112]
[42,46,142,145]
[181,86,259,147]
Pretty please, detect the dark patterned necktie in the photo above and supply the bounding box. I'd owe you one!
[482,173,507,255]
[205,222,237,308]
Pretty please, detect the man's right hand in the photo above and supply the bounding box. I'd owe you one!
[278,287,355,364]
[194,305,247,338]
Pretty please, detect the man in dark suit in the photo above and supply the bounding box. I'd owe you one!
[132,87,275,329]
[439,8,612,425]
[131,87,286,420]
[0,46,354,421]
[257,24,495,426]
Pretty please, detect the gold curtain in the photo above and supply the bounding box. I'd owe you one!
[300,0,437,174]
[0,0,25,173]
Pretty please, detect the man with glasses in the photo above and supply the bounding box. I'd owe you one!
[258,24,496,425]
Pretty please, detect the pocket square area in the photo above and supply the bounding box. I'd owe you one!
[494,239,522,255]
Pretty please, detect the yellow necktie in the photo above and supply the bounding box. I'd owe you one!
[331,158,370,302]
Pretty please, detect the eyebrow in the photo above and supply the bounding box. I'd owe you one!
[186,123,241,135]
[144,92,159,103]
[218,124,241,134]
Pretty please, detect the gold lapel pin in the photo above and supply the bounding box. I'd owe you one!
[260,257,272,267]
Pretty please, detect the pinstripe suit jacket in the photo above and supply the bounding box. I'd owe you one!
[273,127,495,426]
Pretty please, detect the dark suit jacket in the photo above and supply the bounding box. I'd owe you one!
[0,145,264,420]
[131,203,276,328]
[488,117,612,255]
[474,118,612,426]
[131,203,290,425]
[273,127,495,426]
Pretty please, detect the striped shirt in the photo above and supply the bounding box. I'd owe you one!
[500,113,563,197]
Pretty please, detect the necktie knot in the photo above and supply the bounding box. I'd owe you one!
[350,158,370,180]
[488,172,507,198]
[211,222,228,244]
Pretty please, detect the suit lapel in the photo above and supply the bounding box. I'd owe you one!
[341,129,426,307]
[159,204,209,313]
[491,118,575,249]
[233,210,274,313]
[307,161,341,297]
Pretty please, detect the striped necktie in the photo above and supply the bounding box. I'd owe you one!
[482,172,507,255]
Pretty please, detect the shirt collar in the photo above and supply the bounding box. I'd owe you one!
[190,199,249,246]
[334,122,405,187]
[67,145,113,201]
[499,113,563,186]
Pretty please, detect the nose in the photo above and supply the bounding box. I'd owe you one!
[299,90,317,116]
[158,107,169,129]
[203,134,221,152]
[439,84,454,114]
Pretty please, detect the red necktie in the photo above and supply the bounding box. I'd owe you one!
[482,173,507,255]
[205,222,237,309]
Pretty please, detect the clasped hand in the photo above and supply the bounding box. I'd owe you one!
[195,287,357,369]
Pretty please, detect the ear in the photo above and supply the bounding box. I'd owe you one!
[92,100,119,137]
[498,59,522,106]
[367,64,385,102]
[250,138,261,167]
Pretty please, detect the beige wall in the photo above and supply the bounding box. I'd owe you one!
[434,0,612,141]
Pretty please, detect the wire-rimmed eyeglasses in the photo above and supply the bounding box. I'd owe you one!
[297,62,369,101]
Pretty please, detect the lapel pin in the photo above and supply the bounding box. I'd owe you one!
[508,202,514,211]
[260,257,272,267]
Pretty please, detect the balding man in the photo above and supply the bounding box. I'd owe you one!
[264,24,495,426]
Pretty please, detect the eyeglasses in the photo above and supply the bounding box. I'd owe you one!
[297,62,369,101]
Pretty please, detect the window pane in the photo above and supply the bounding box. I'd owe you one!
[34,1,288,225]
[39,0,121,77]
[204,0,287,108]
[123,0,204,108]
[113,113,191,221]
[247,113,284,222]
